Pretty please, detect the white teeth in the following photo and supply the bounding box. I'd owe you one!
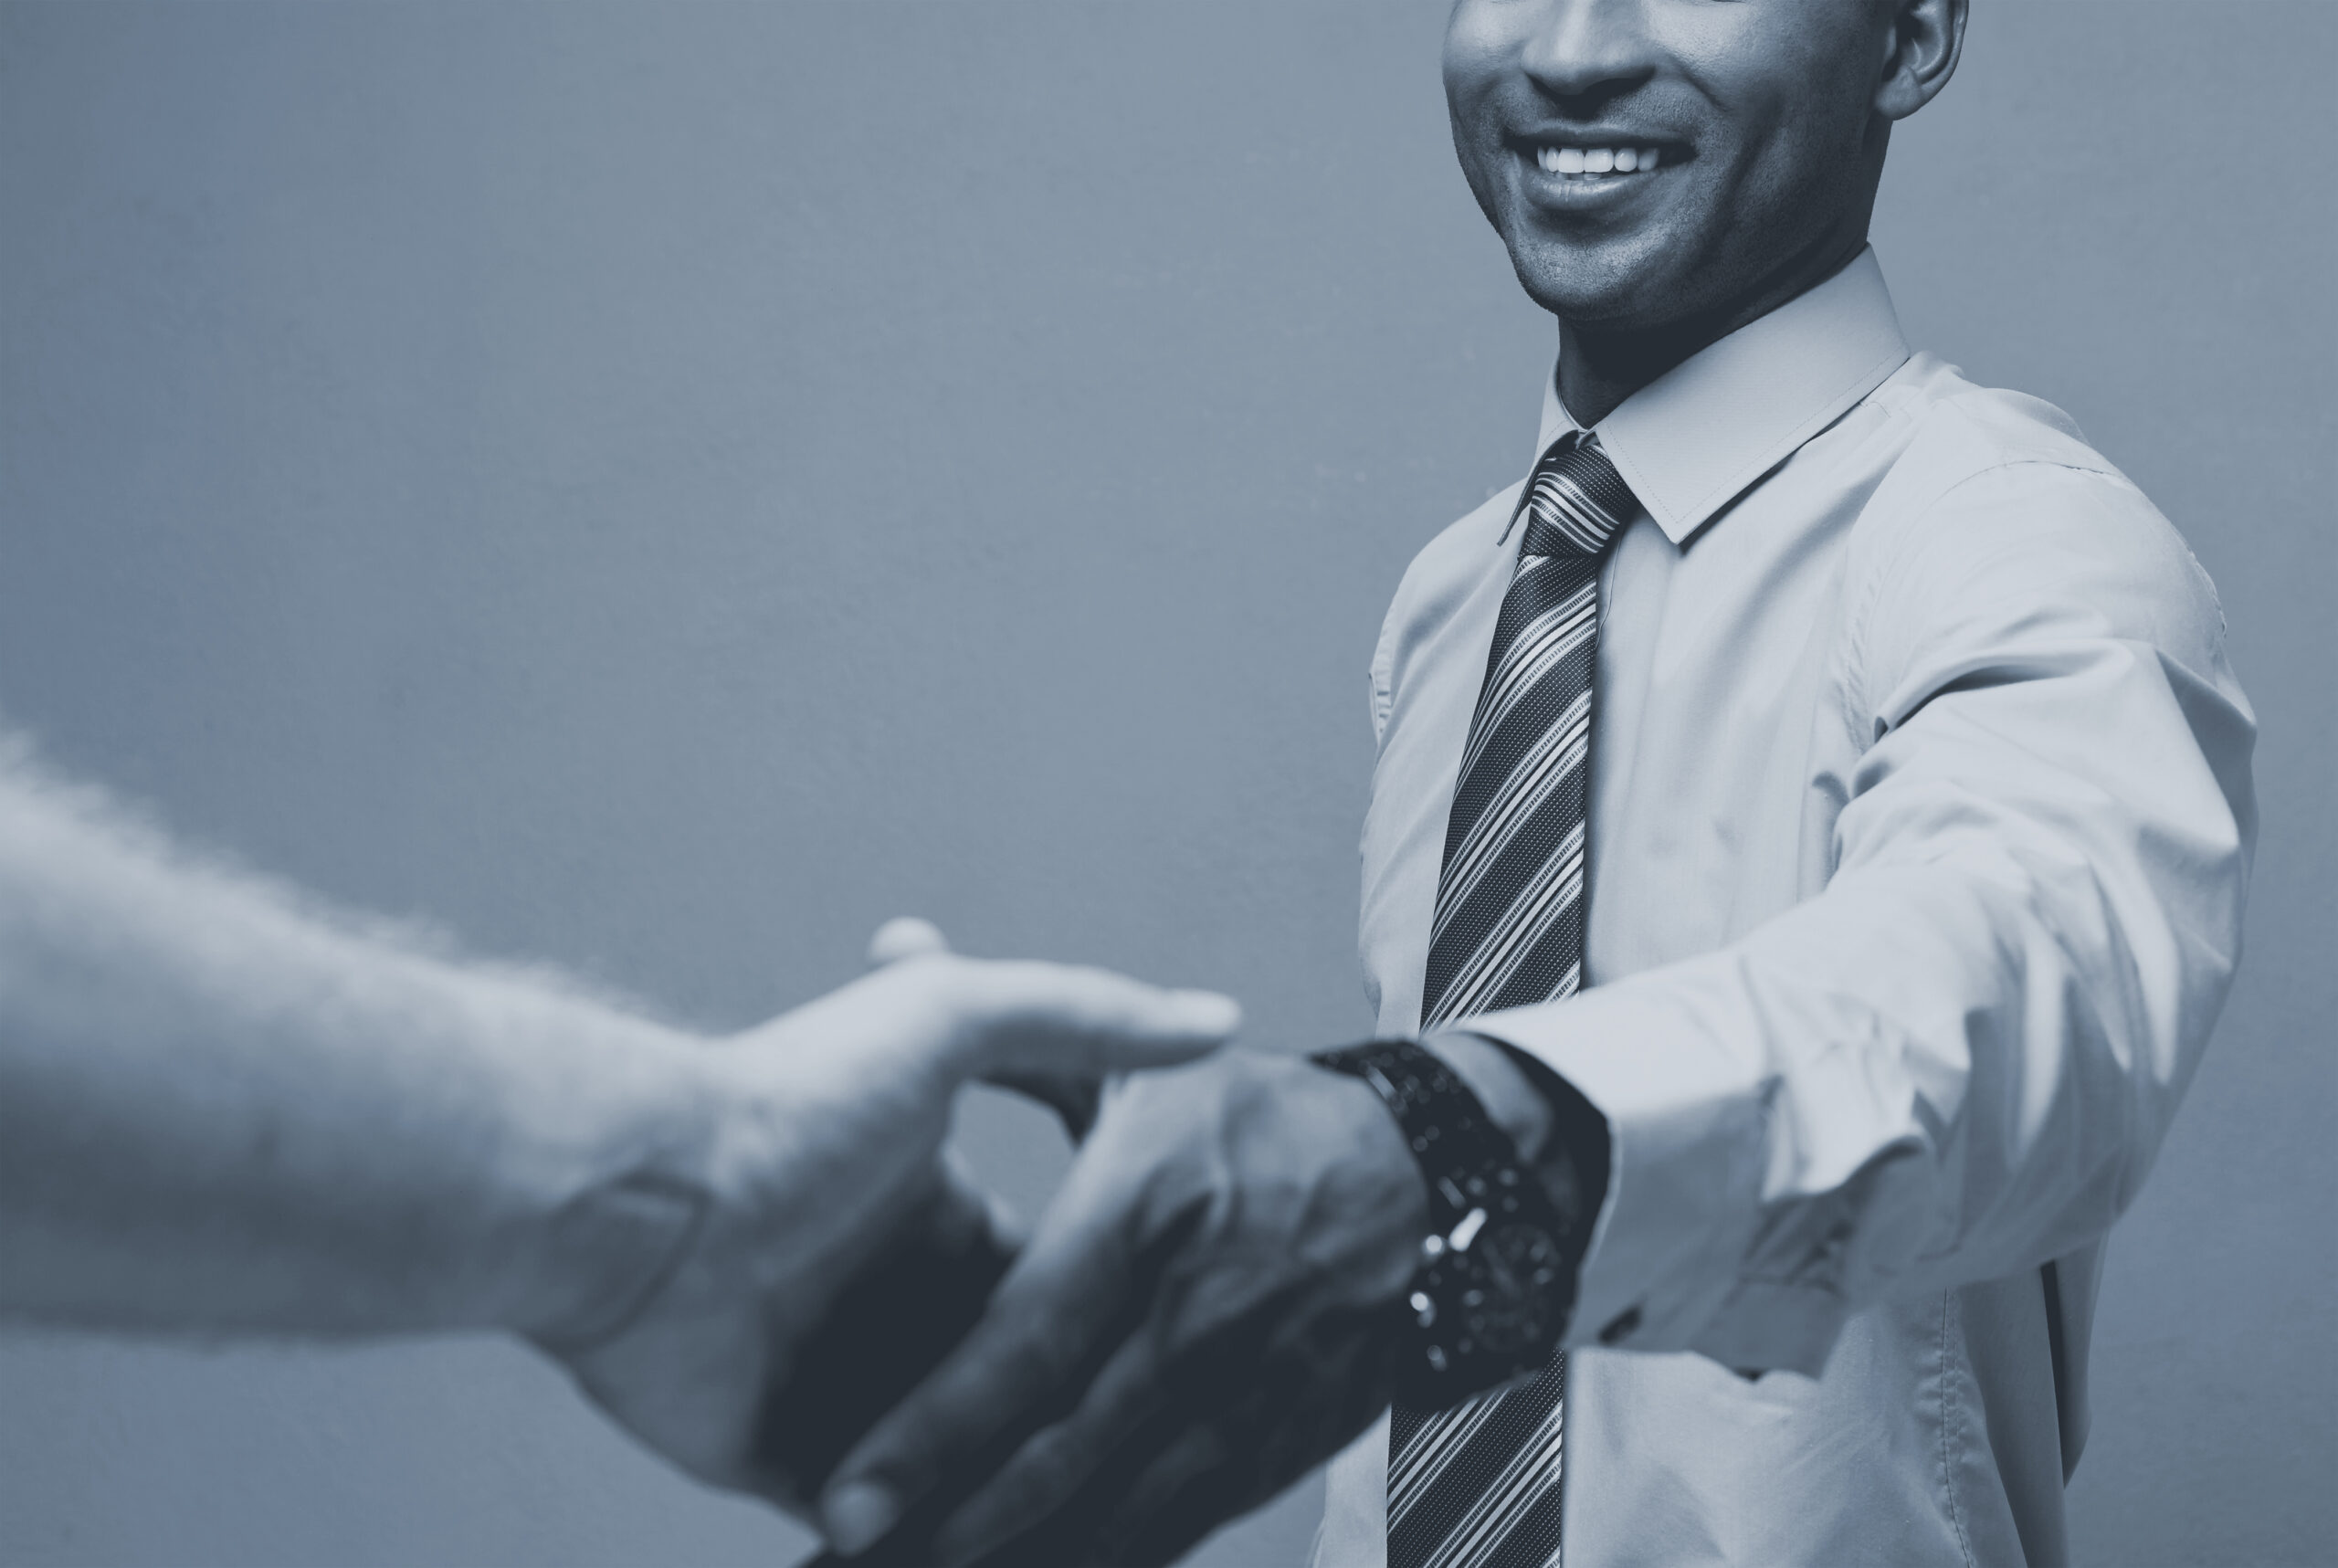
[1533,145,1664,178]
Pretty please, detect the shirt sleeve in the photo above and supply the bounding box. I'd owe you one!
[1468,461,2257,1374]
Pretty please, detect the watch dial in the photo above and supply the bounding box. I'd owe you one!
[1469,1224,1561,1353]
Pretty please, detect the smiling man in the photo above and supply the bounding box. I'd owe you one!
[819,3,2257,1564]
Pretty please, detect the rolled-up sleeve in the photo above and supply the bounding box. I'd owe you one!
[1471,461,2257,1374]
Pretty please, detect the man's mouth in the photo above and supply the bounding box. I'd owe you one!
[1529,142,1668,180]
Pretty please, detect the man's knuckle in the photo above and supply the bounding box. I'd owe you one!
[1016,1426,1082,1490]
[1005,1331,1071,1388]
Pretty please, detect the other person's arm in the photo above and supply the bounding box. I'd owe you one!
[0,737,1237,1504]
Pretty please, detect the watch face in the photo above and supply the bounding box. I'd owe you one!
[1469,1223,1562,1353]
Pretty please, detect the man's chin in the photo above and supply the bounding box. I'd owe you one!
[1519,281,1676,336]
[1504,237,1707,334]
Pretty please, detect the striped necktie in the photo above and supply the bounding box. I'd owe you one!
[1389,429,1637,1568]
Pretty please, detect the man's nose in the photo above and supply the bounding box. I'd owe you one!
[1518,0,1659,105]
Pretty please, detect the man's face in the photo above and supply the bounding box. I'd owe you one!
[1444,0,1896,330]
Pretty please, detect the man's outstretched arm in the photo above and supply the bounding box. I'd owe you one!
[816,471,2254,1563]
[0,734,1238,1505]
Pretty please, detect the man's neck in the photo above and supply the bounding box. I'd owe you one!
[1555,232,1870,430]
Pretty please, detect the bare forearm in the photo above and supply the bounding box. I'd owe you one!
[0,735,1243,1506]
[0,749,710,1341]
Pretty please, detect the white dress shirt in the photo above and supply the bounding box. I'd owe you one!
[1316,251,2255,1567]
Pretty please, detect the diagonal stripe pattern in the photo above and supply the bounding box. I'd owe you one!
[1391,429,1637,1568]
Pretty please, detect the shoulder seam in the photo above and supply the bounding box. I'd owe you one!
[1840,458,2142,734]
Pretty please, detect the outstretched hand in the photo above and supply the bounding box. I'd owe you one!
[818,1048,1433,1567]
[548,921,1240,1512]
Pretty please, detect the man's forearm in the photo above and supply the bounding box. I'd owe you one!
[0,750,711,1341]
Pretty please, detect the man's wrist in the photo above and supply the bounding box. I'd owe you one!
[1424,1030,1610,1241]
[1311,1039,1581,1402]
[1425,1032,1556,1165]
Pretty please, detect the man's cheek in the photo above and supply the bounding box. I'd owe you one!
[1440,2,1506,95]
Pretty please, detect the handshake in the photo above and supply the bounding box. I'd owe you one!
[550,919,1440,1568]
[1,750,1590,1567]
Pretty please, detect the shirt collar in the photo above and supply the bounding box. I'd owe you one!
[1532,247,1911,546]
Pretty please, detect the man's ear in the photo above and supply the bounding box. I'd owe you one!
[1876,0,1966,122]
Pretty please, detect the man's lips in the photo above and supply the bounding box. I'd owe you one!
[1533,142,1663,176]
[1505,129,1690,183]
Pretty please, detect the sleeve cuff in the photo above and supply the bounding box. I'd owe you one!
[1462,981,1849,1376]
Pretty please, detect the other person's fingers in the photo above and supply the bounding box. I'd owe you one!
[866,917,951,967]
[862,926,1131,1136]
[940,958,1240,1080]
[981,1068,1106,1143]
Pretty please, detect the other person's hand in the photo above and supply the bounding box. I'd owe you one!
[817,1047,1432,1566]
[547,921,1240,1512]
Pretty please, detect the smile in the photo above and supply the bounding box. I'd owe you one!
[1532,143,1665,180]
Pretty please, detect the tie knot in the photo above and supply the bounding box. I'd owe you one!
[1513,430,1638,559]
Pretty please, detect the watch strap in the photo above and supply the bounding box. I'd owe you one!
[1311,1038,1578,1404]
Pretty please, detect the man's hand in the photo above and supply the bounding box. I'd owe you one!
[816,1048,1433,1567]
[546,921,1240,1512]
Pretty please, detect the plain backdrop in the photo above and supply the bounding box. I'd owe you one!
[0,3,2330,1564]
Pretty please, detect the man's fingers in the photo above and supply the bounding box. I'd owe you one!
[1041,1421,1239,1568]
[947,960,1239,1079]
[818,1171,1152,1557]
[747,1159,1017,1509]
[867,917,952,968]
[1096,1429,1251,1568]
[928,1329,1172,1564]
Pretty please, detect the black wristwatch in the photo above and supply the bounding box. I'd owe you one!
[1312,1038,1584,1406]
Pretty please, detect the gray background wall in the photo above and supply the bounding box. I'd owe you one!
[0,3,2328,1564]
